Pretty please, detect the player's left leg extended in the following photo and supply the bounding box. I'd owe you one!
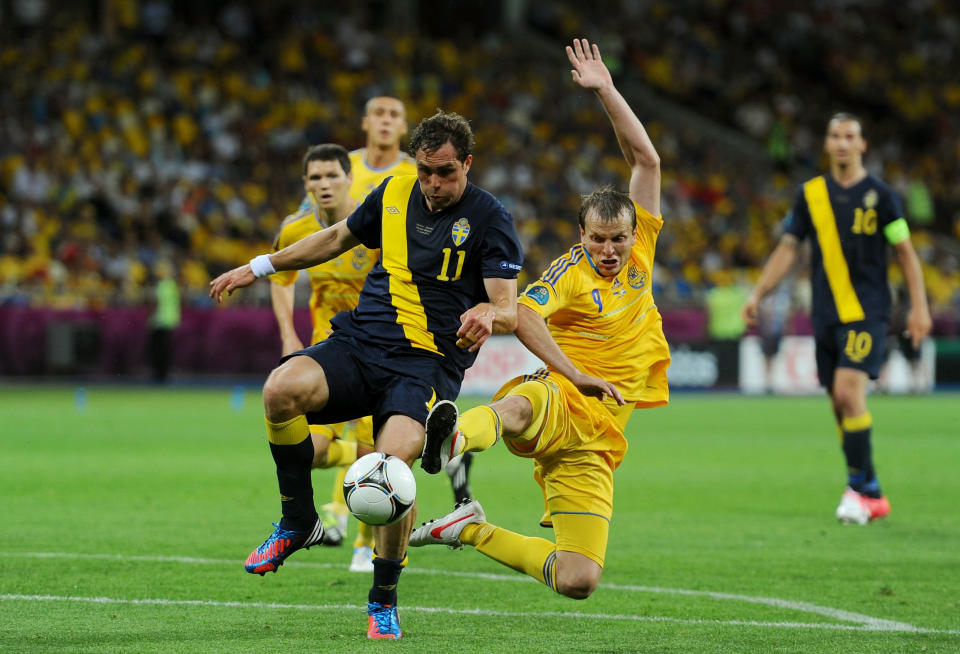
[412,377,621,599]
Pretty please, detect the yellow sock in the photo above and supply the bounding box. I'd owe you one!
[459,405,501,453]
[324,439,357,468]
[461,523,558,591]
[331,465,348,506]
[266,414,310,445]
[354,520,375,549]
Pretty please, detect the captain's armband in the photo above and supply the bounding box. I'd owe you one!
[883,218,910,245]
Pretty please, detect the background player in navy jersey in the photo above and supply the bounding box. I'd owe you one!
[210,110,524,639]
[743,113,931,525]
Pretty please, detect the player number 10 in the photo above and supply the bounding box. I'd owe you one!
[437,248,466,282]
[852,208,877,235]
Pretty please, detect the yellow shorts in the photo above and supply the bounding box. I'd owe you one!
[309,415,374,448]
[493,371,634,567]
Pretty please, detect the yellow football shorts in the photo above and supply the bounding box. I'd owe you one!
[493,372,634,567]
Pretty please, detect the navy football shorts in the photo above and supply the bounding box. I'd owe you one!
[814,319,888,389]
[283,330,461,439]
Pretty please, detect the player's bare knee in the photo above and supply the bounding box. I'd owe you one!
[556,571,599,600]
[492,395,534,436]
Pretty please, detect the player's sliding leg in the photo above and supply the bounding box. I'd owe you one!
[831,368,890,524]
[245,357,330,575]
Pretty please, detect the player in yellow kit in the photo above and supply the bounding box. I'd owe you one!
[412,39,670,600]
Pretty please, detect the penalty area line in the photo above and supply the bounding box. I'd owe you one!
[1,593,957,635]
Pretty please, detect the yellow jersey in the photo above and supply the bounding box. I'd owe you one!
[517,202,670,408]
[276,148,414,345]
[270,201,376,345]
[348,148,417,201]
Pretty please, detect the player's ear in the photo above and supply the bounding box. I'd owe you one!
[462,154,473,174]
[361,115,370,133]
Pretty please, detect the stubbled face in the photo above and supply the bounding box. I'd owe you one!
[824,119,866,169]
[362,97,408,148]
[415,141,472,212]
[580,207,636,277]
[303,159,351,210]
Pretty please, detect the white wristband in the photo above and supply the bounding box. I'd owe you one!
[249,254,276,278]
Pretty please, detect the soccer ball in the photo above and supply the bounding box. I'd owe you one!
[343,452,417,526]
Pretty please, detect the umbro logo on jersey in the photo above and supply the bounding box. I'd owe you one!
[386,206,400,214]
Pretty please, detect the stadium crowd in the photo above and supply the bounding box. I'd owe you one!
[1,0,958,332]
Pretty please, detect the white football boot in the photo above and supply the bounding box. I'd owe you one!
[409,499,486,548]
[835,487,870,525]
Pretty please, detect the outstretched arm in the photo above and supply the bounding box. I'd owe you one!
[567,38,661,216]
[742,235,799,326]
[515,305,625,405]
[210,220,360,303]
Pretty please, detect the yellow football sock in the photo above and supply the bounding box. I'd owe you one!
[331,465,348,506]
[461,523,558,591]
[266,414,310,445]
[324,439,357,468]
[459,405,501,453]
[354,519,375,549]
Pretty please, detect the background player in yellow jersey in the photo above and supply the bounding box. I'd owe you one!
[742,113,931,524]
[411,39,670,600]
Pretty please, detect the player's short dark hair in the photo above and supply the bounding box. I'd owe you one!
[408,110,474,162]
[302,144,351,176]
[578,186,637,230]
[827,112,864,136]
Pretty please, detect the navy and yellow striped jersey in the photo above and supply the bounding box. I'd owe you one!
[334,175,524,376]
[785,174,904,327]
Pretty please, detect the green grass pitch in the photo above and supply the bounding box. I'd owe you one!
[0,386,958,653]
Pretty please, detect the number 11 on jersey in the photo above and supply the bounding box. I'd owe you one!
[437,248,466,282]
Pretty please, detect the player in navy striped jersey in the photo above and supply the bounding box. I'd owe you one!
[743,113,931,524]
[210,110,523,639]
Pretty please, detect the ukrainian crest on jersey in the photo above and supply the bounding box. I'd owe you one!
[525,284,550,306]
[351,249,368,271]
[451,218,471,246]
[627,264,646,290]
[863,189,878,209]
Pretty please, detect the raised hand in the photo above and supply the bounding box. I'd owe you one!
[209,265,256,304]
[566,38,612,91]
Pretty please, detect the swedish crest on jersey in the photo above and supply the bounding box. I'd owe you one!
[451,218,471,246]
[863,189,878,209]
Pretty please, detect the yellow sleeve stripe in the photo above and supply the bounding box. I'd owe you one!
[884,217,910,245]
[380,176,440,354]
[804,176,865,323]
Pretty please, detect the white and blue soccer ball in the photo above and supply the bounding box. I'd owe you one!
[343,452,416,526]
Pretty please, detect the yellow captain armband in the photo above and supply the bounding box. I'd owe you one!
[884,218,910,245]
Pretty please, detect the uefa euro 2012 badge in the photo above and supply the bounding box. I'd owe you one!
[451,217,471,245]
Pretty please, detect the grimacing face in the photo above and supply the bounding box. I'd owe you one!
[362,97,408,148]
[580,207,636,277]
[415,141,472,212]
[824,119,866,169]
[303,159,351,210]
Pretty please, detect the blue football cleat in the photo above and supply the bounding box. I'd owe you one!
[244,519,323,575]
[367,602,402,639]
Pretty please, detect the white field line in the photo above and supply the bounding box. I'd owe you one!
[1,593,957,635]
[2,551,950,635]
